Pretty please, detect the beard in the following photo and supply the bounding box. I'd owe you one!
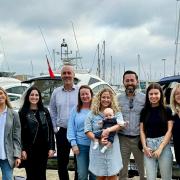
[125,85,136,94]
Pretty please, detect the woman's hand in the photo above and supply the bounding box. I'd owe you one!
[143,146,153,158]
[72,145,80,155]
[152,147,162,158]
[102,128,110,137]
[48,150,55,158]
[100,136,108,145]
[15,158,21,167]
[21,151,27,160]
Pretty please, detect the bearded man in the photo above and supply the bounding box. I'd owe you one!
[117,70,146,180]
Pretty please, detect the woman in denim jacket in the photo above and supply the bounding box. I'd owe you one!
[84,88,125,180]
[140,83,173,180]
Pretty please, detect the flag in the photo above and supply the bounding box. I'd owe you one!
[46,56,55,78]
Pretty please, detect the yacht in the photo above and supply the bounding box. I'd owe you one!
[0,77,29,102]
[12,72,115,109]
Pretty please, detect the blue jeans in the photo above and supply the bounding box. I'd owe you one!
[0,159,13,180]
[144,136,173,180]
[76,144,96,180]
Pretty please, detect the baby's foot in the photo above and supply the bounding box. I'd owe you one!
[93,142,99,150]
[100,146,108,153]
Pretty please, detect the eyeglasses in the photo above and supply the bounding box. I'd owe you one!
[129,98,134,109]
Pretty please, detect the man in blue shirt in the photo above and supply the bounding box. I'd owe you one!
[117,70,145,180]
[50,65,79,180]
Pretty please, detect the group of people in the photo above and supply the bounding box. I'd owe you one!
[0,64,180,180]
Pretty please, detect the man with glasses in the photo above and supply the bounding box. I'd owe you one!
[117,70,145,180]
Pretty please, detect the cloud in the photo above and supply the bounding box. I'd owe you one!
[0,0,179,83]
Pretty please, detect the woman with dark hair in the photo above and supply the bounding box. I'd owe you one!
[0,87,21,180]
[67,85,96,180]
[19,86,55,180]
[140,83,173,180]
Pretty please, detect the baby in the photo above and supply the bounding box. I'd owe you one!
[93,107,126,153]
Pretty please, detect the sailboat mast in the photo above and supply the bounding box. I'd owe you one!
[97,44,100,77]
[138,54,140,80]
[174,1,180,75]
[102,40,105,81]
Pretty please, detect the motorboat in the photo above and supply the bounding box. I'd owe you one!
[0,77,29,102]
[12,72,115,109]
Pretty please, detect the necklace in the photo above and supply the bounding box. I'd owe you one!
[31,109,38,116]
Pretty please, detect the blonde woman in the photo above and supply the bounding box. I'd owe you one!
[170,83,180,167]
[85,88,124,180]
[0,87,21,180]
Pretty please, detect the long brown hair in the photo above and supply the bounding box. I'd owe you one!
[0,87,12,109]
[142,83,167,133]
[77,85,93,112]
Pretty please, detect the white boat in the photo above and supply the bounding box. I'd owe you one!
[12,72,115,109]
[0,77,29,102]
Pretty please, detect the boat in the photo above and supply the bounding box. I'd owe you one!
[158,75,180,104]
[0,77,29,102]
[12,72,115,109]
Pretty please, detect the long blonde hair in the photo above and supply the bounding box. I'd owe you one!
[170,83,180,114]
[0,87,12,109]
[91,88,120,115]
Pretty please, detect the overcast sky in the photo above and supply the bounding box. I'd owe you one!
[0,0,180,83]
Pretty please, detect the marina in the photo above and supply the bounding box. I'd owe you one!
[1,1,180,179]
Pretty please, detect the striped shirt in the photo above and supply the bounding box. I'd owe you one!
[49,85,79,132]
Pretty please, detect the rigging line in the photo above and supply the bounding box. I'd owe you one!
[139,57,148,81]
[38,26,53,63]
[89,46,98,73]
[0,36,10,71]
[71,21,83,69]
[100,42,104,60]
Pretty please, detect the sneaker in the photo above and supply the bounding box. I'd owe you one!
[100,146,108,153]
[93,142,99,150]
[119,121,126,126]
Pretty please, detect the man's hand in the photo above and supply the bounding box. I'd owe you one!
[15,158,21,167]
[48,150,55,158]
[21,151,27,160]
